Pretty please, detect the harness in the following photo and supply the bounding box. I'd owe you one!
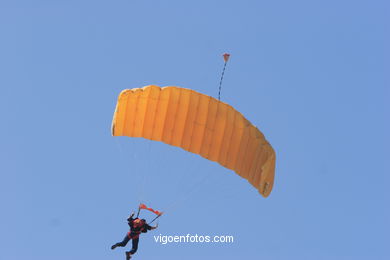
[127,218,146,239]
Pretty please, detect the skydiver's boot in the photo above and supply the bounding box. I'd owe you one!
[125,251,132,260]
[111,243,118,250]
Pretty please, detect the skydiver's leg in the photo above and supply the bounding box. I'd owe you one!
[129,237,139,254]
[111,234,130,249]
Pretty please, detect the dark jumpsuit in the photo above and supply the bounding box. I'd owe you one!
[113,216,152,254]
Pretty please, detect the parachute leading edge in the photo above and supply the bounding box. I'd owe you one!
[111,85,276,197]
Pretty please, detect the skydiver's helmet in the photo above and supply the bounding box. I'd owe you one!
[133,218,144,228]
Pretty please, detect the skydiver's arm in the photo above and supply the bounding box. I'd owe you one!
[127,211,135,220]
[144,223,157,231]
[127,211,135,226]
[149,223,158,230]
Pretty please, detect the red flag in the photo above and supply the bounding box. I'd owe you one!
[139,203,163,216]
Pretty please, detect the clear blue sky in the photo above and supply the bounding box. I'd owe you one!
[0,1,388,259]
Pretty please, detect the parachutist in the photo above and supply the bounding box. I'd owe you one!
[111,211,158,259]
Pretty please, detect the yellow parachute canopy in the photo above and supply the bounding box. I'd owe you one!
[111,85,276,197]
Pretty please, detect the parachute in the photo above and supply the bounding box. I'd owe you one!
[111,85,276,197]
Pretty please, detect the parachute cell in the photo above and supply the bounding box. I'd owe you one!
[111,85,276,197]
